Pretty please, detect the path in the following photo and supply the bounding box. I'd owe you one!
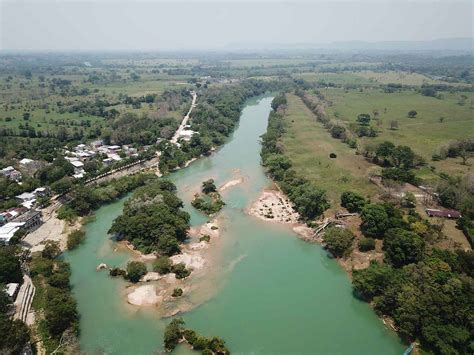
[14,274,36,325]
[171,90,197,144]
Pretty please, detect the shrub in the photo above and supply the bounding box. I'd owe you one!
[42,241,61,260]
[199,235,211,242]
[323,227,355,258]
[153,256,172,274]
[358,237,376,252]
[340,191,366,212]
[66,230,85,250]
[202,179,217,194]
[172,288,183,297]
[172,263,191,279]
[126,261,147,283]
[109,267,126,277]
[164,318,185,351]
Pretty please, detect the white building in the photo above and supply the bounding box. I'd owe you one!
[0,222,25,244]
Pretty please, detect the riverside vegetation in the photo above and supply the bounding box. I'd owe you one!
[164,318,230,354]
[2,51,472,354]
[192,179,225,215]
[262,94,474,354]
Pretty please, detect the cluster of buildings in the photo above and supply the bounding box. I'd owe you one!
[0,187,49,244]
[64,140,139,178]
[1,158,42,183]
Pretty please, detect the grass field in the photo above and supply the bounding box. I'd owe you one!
[320,88,474,181]
[295,72,374,86]
[296,70,463,87]
[355,70,441,85]
[282,94,379,207]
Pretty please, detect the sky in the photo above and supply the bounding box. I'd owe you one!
[0,0,472,51]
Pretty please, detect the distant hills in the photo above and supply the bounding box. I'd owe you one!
[227,38,474,53]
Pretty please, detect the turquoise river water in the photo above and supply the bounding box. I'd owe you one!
[66,96,404,354]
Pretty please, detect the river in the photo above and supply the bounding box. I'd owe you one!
[66,96,404,354]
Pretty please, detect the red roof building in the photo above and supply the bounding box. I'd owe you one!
[425,208,462,219]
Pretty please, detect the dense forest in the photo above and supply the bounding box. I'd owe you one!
[108,179,190,255]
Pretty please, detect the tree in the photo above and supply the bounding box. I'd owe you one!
[164,318,185,351]
[67,230,86,250]
[383,228,425,267]
[202,179,217,194]
[352,261,396,301]
[340,191,366,212]
[289,182,329,220]
[356,113,371,126]
[153,256,172,274]
[126,261,147,283]
[0,246,23,284]
[44,287,78,337]
[172,262,191,279]
[323,227,355,258]
[42,241,61,259]
[360,204,389,238]
[407,110,417,118]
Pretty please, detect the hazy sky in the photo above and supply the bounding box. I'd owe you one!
[0,0,472,51]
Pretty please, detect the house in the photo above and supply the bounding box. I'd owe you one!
[102,158,114,167]
[425,208,462,219]
[19,158,34,167]
[0,222,25,244]
[13,210,43,232]
[178,129,196,142]
[1,207,28,223]
[1,166,22,181]
[15,192,36,204]
[33,187,51,198]
[107,153,122,161]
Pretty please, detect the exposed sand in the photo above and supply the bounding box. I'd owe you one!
[248,189,299,224]
[124,218,222,314]
[23,210,80,252]
[171,251,205,270]
[127,285,164,306]
[219,177,244,192]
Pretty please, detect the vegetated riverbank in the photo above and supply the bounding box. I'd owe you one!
[260,94,473,354]
[65,95,404,355]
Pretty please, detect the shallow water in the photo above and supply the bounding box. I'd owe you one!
[67,96,404,354]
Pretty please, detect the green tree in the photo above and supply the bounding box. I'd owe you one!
[289,182,329,220]
[126,261,147,283]
[340,191,366,212]
[153,256,172,274]
[356,113,371,126]
[323,227,355,258]
[383,228,425,267]
[42,241,61,259]
[202,179,217,194]
[360,204,389,238]
[164,318,185,351]
[407,110,417,118]
[0,246,23,284]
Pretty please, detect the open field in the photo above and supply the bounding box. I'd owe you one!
[320,88,474,181]
[282,94,379,207]
[296,70,465,87]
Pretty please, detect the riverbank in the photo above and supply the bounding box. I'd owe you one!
[66,95,404,354]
